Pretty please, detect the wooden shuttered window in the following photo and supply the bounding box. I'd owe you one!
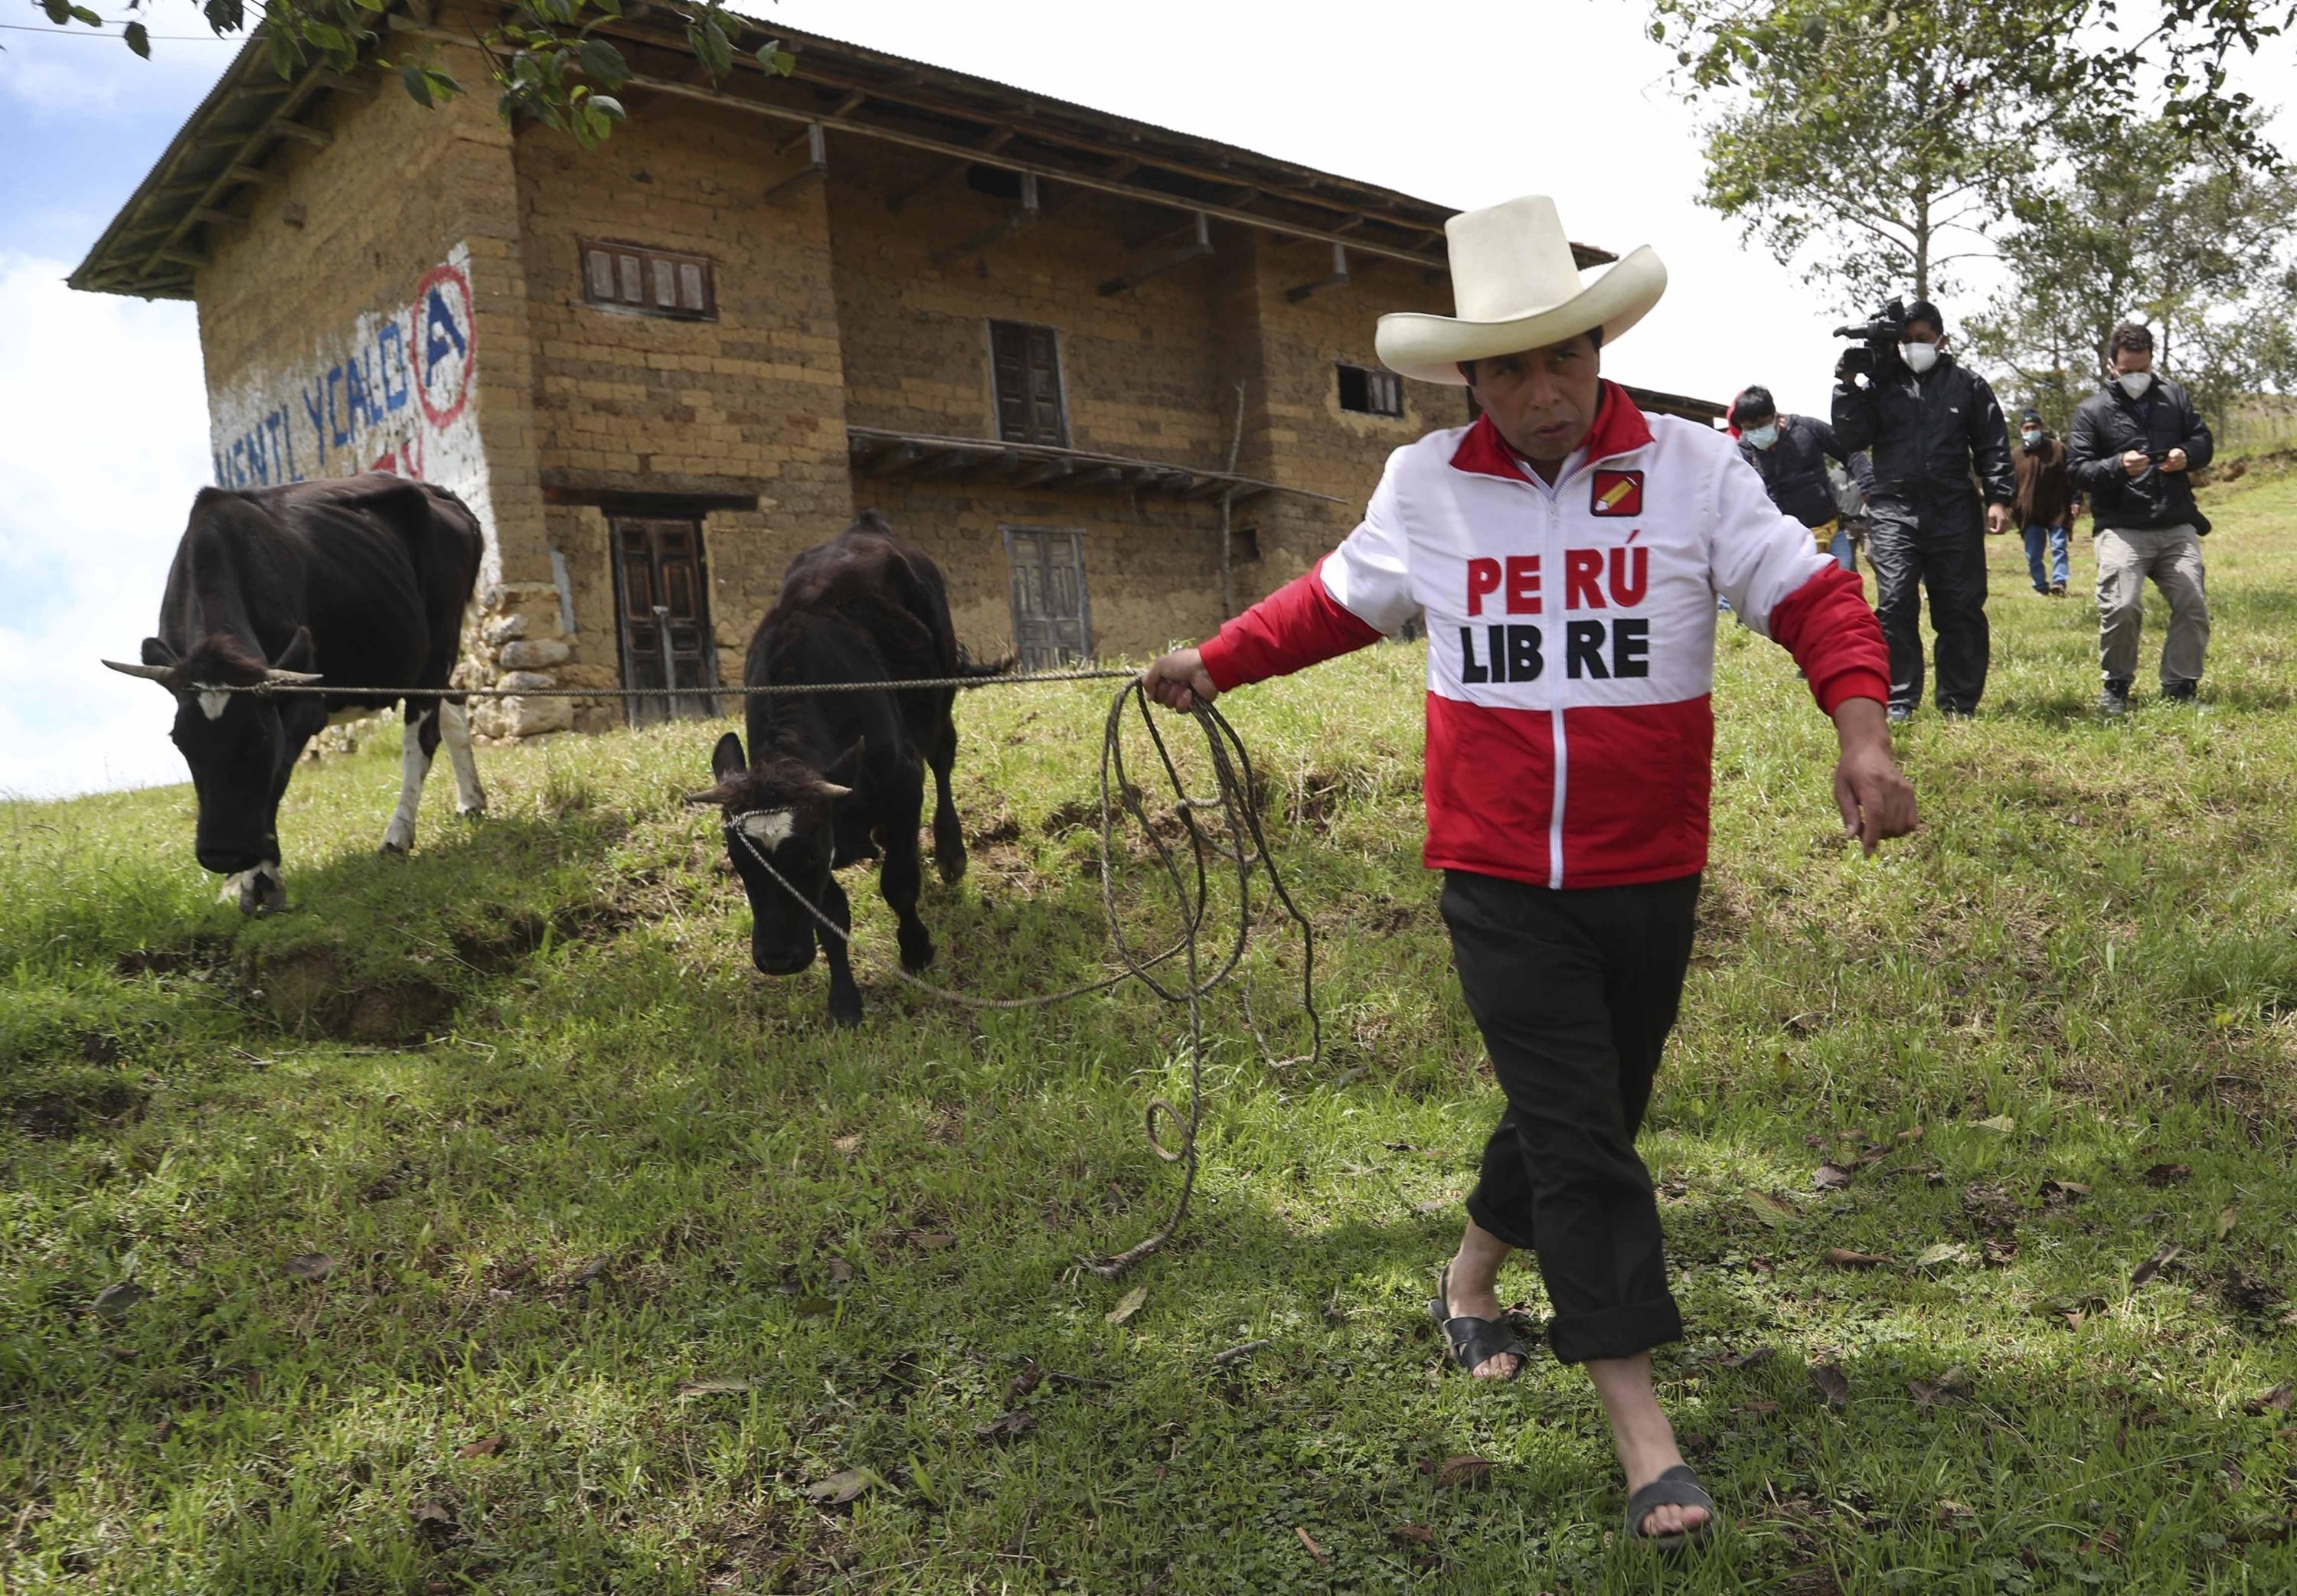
[1336,363,1404,417]
[988,320,1069,447]
[580,240,716,321]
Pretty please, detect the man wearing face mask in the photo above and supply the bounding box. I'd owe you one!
[1730,386,1867,573]
[1831,302,2016,721]
[2067,321,2214,713]
[2011,407,2080,598]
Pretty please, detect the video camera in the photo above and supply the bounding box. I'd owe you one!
[1831,297,1908,383]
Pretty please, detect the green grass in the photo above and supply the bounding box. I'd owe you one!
[7,473,2297,1594]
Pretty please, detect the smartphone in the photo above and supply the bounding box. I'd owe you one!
[2147,452,2174,465]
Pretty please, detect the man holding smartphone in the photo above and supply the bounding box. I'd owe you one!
[2067,322,2214,713]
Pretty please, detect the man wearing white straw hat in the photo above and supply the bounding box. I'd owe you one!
[1143,195,1917,1549]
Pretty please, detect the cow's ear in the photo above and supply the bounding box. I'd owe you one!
[140,636,180,668]
[711,731,747,782]
[271,626,316,673]
[818,736,865,798]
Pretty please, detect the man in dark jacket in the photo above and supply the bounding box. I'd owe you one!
[2011,406,2080,597]
[1730,385,1867,571]
[2067,321,2214,713]
[1831,301,2016,720]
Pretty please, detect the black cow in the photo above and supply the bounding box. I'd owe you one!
[687,511,1000,1024]
[103,475,488,914]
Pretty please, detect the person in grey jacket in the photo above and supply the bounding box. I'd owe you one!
[1831,301,2015,721]
[2067,321,2214,713]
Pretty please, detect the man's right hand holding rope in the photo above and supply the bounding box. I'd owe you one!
[1141,647,1219,711]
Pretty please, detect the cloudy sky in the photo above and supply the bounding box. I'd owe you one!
[2,0,2290,797]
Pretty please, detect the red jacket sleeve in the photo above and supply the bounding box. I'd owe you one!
[1197,557,1386,690]
[1769,563,1889,714]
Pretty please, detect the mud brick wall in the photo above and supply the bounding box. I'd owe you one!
[512,96,857,720]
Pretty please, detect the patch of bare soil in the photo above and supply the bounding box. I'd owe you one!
[249,945,458,1045]
[5,1078,148,1139]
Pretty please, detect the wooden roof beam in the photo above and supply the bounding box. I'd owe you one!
[782,92,861,149]
[885,126,1015,213]
[1098,210,1211,296]
[274,120,333,147]
[1285,243,1350,304]
[929,171,1040,266]
[763,122,828,202]
[623,73,1450,271]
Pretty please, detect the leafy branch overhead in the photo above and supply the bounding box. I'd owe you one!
[40,0,797,149]
[1647,0,2292,311]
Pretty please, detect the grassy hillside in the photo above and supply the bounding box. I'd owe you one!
[6,470,2297,1594]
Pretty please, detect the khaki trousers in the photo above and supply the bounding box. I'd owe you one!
[2096,525,2208,687]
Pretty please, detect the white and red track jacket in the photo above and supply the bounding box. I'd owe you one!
[1198,381,1890,890]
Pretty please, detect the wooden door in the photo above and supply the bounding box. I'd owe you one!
[1003,527,1091,669]
[989,320,1069,447]
[611,517,718,726]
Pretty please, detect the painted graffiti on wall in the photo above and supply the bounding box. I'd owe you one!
[208,241,498,581]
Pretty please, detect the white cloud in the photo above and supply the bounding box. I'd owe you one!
[0,253,209,799]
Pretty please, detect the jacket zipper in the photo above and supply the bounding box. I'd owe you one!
[1544,489,1567,889]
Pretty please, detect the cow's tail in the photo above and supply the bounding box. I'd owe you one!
[953,645,1018,680]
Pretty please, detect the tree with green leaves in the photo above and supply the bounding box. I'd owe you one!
[1648,0,2291,314]
[1963,121,2297,426]
[28,0,793,149]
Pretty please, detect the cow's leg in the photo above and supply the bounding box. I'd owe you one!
[818,875,863,1027]
[438,697,487,816]
[381,705,439,855]
[881,772,935,974]
[928,713,966,886]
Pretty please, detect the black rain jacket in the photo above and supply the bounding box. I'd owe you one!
[1737,413,1848,528]
[2066,377,2214,534]
[1831,352,2014,519]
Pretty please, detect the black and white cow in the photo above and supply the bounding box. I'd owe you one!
[686,511,1004,1024]
[103,475,488,914]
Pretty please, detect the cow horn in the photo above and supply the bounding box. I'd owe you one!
[262,668,325,684]
[815,781,853,801]
[682,786,732,807]
[102,658,178,683]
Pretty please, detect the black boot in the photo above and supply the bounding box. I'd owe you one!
[2099,678,2132,716]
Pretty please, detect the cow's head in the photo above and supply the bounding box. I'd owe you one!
[103,630,323,915]
[687,731,859,975]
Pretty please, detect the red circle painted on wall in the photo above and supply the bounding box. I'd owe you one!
[410,262,477,429]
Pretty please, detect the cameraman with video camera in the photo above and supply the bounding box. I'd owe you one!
[1831,300,2015,722]
[2067,321,2214,714]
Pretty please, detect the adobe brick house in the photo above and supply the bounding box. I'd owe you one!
[74,5,1721,739]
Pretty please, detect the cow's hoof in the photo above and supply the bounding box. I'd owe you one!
[457,801,488,819]
[827,994,864,1028]
[378,840,410,857]
[897,925,935,974]
[935,850,966,886]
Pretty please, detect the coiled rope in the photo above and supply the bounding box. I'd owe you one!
[725,680,1320,1278]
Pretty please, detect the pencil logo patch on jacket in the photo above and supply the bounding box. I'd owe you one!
[1591,469,1644,517]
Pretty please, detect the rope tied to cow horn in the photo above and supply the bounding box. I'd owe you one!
[724,678,1321,1278]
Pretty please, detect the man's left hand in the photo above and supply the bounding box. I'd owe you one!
[2161,447,2189,473]
[1831,700,1918,857]
[1985,503,2011,536]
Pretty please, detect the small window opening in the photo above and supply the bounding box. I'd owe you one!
[1337,363,1403,417]
[1229,525,1261,563]
[580,239,716,321]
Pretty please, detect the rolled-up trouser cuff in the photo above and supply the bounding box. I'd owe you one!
[1547,1297,1684,1366]
[1462,1186,1537,1254]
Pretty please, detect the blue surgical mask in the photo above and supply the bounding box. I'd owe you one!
[1744,423,1779,450]
[2021,429,2042,446]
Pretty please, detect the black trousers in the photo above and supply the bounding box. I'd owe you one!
[1865,497,1991,714]
[1439,868,1700,1365]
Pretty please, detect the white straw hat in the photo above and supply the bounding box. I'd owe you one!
[1375,196,1667,386]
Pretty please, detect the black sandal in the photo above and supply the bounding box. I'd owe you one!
[1625,1464,1717,1551]
[1426,1263,1526,1380]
